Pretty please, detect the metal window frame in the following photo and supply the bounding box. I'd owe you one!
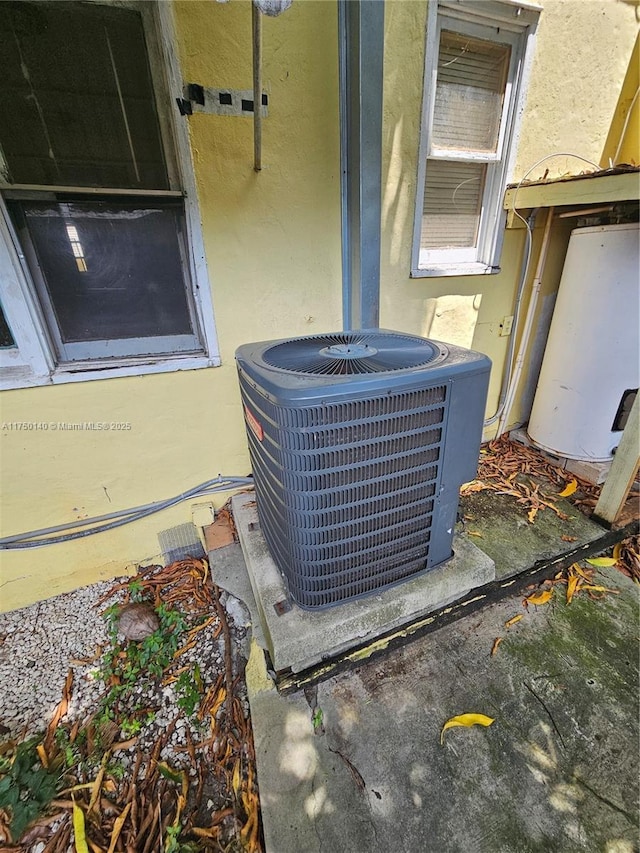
[0,0,220,388]
[411,0,540,278]
[10,197,204,362]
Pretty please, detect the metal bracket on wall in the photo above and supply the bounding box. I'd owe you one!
[180,84,268,118]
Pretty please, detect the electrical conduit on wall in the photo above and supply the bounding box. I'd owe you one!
[0,477,254,550]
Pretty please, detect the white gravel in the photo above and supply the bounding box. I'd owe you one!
[0,580,116,738]
[0,567,257,852]
[0,578,249,738]
[0,577,251,750]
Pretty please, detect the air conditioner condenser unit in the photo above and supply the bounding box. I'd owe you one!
[236,329,490,610]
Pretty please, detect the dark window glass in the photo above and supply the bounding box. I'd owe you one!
[0,1,168,189]
[16,200,194,342]
[0,303,16,348]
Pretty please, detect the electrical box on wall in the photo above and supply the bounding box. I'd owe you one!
[500,315,514,337]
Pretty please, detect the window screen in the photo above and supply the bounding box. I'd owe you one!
[418,18,516,262]
[0,304,15,348]
[0,1,205,365]
[432,31,510,154]
[422,160,486,249]
[16,200,194,344]
[0,1,168,189]
[423,28,510,253]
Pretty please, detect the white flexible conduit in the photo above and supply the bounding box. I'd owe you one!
[0,476,254,550]
[496,206,554,437]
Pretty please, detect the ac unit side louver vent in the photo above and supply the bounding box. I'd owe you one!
[236,329,490,610]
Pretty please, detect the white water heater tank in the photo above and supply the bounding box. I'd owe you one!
[528,222,639,462]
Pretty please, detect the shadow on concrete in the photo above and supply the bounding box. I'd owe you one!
[243,565,638,853]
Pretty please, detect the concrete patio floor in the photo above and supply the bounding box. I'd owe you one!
[246,562,638,853]
[209,488,639,853]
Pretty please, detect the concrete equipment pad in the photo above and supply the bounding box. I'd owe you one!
[460,490,610,580]
[231,493,495,673]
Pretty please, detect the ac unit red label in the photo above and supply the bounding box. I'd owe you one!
[244,405,264,441]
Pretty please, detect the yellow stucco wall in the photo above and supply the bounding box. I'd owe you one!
[379,0,638,420]
[513,1,638,178]
[0,0,341,610]
[0,0,637,611]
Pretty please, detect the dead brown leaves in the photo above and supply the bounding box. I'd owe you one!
[96,557,214,615]
[9,557,263,852]
[43,670,73,759]
[551,562,620,603]
[490,558,623,656]
[461,436,600,524]
[613,535,640,583]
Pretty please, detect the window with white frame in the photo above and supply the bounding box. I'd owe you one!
[412,0,540,277]
[0,0,218,389]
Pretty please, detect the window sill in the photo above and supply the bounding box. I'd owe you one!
[411,262,501,279]
[0,353,221,391]
[0,364,45,390]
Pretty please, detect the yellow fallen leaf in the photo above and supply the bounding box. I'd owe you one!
[192,827,220,839]
[72,800,89,853]
[88,753,109,815]
[558,479,578,497]
[613,542,622,561]
[491,637,503,656]
[232,759,242,797]
[572,564,593,582]
[582,584,619,594]
[441,713,495,745]
[527,506,538,524]
[566,574,580,605]
[36,742,49,769]
[209,687,227,727]
[586,557,617,567]
[467,530,483,538]
[505,614,523,628]
[526,589,553,606]
[107,802,131,853]
[181,769,189,800]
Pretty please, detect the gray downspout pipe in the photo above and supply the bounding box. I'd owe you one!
[338,0,385,331]
[252,2,262,171]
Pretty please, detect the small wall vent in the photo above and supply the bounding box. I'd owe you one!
[236,329,490,610]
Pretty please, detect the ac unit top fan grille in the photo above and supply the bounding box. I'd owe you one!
[261,331,441,375]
